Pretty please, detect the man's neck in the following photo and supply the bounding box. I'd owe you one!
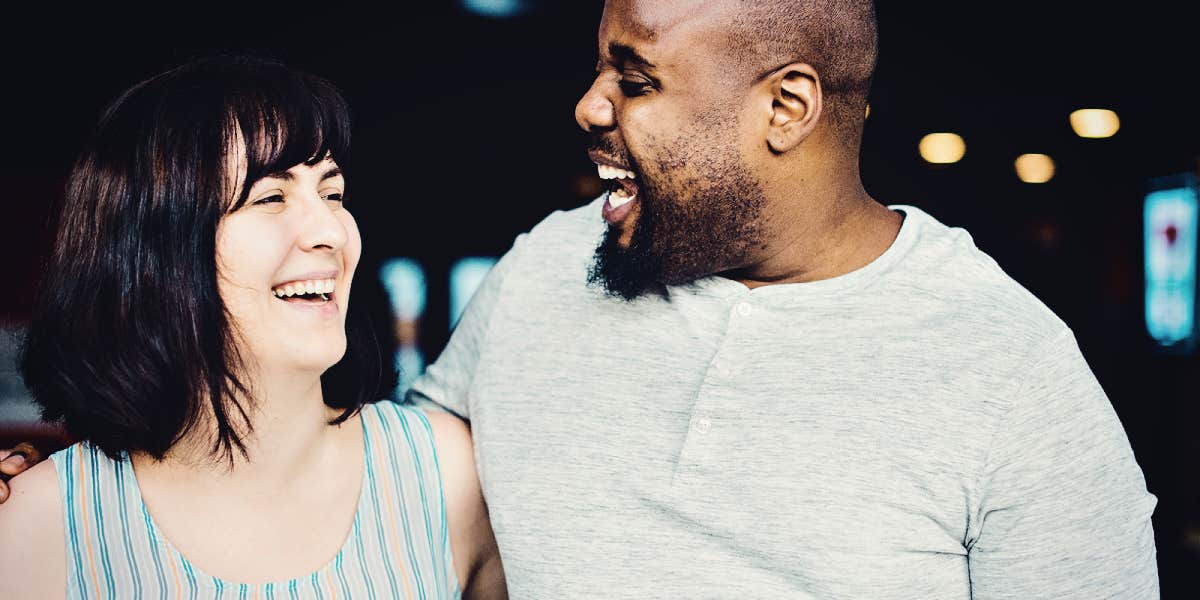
[727,186,902,289]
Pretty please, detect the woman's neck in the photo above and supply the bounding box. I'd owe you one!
[134,370,354,487]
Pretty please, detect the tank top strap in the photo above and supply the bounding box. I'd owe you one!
[50,443,174,599]
[358,401,461,599]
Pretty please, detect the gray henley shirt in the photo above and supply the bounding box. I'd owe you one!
[408,198,1158,599]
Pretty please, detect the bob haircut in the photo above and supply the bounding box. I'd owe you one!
[20,55,392,462]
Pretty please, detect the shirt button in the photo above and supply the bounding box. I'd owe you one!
[693,416,713,434]
[736,302,754,317]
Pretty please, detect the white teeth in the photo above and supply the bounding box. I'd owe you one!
[607,191,635,209]
[596,163,635,180]
[271,277,337,298]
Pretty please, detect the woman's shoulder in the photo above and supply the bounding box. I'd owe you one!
[0,456,67,598]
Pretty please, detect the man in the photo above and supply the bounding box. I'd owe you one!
[4,1,1158,598]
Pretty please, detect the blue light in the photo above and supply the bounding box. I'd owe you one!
[461,0,527,18]
[450,257,499,329]
[379,258,427,322]
[395,346,426,396]
[1144,177,1198,349]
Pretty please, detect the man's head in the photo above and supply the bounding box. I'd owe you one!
[576,0,878,299]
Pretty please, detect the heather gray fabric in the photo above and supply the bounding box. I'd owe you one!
[408,198,1158,599]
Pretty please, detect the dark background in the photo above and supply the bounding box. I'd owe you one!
[1,2,1197,596]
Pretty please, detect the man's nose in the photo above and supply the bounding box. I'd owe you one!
[575,76,615,132]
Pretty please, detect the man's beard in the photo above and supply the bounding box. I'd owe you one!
[588,152,767,300]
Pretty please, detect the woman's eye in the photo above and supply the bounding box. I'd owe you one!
[253,194,284,205]
[323,192,344,203]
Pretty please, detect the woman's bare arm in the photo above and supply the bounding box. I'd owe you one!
[0,458,66,599]
[425,411,507,600]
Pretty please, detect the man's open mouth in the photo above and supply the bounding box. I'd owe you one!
[593,156,641,225]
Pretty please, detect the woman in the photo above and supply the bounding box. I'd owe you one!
[0,55,504,598]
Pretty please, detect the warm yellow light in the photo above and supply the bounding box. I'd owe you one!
[919,133,966,164]
[1014,154,1055,183]
[865,103,871,119]
[1069,108,1120,138]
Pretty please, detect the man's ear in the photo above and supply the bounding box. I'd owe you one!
[765,62,822,153]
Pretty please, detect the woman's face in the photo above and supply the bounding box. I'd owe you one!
[216,156,361,377]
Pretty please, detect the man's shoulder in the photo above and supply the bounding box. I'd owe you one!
[500,196,607,287]
[524,195,607,251]
[895,205,1069,338]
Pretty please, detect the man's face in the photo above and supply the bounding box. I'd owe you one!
[576,0,768,300]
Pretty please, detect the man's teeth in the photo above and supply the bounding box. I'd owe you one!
[608,186,635,208]
[272,278,336,298]
[597,164,636,180]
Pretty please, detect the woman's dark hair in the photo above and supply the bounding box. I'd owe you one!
[19,55,392,462]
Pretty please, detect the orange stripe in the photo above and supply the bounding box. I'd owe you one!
[77,453,104,593]
[367,411,414,598]
[166,546,183,598]
[325,564,338,600]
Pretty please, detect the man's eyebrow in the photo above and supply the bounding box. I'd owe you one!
[608,42,657,70]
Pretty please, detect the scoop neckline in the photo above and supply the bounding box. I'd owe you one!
[123,406,372,590]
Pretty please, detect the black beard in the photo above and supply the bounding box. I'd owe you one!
[588,162,767,301]
[588,198,665,301]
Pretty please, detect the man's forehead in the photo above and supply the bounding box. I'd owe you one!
[602,0,728,43]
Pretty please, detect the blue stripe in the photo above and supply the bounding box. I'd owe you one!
[396,406,441,594]
[288,578,299,600]
[335,542,352,599]
[376,408,426,597]
[310,572,324,600]
[113,460,145,598]
[215,576,224,599]
[238,583,248,600]
[63,447,89,597]
[140,499,170,599]
[351,517,376,599]
[264,581,275,600]
[88,449,118,597]
[363,407,401,598]
[181,554,200,599]
[413,408,458,597]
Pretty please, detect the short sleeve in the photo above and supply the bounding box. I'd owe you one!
[966,330,1159,599]
[405,234,527,419]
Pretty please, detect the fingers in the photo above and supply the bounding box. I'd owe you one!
[1,442,41,476]
[0,479,8,503]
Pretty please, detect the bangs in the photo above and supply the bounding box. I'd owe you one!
[224,65,351,210]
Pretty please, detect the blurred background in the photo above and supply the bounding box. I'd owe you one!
[1,2,1197,595]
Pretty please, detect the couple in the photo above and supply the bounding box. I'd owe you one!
[0,1,1160,598]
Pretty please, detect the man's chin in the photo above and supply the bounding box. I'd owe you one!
[588,228,663,301]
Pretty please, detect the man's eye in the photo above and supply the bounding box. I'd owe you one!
[618,80,652,97]
[323,192,344,203]
[253,194,284,205]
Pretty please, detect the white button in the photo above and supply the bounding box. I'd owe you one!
[693,416,712,434]
[736,302,753,317]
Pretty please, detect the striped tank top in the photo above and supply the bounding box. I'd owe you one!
[49,401,461,599]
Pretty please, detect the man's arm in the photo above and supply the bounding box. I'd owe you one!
[966,330,1158,599]
[406,235,526,418]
